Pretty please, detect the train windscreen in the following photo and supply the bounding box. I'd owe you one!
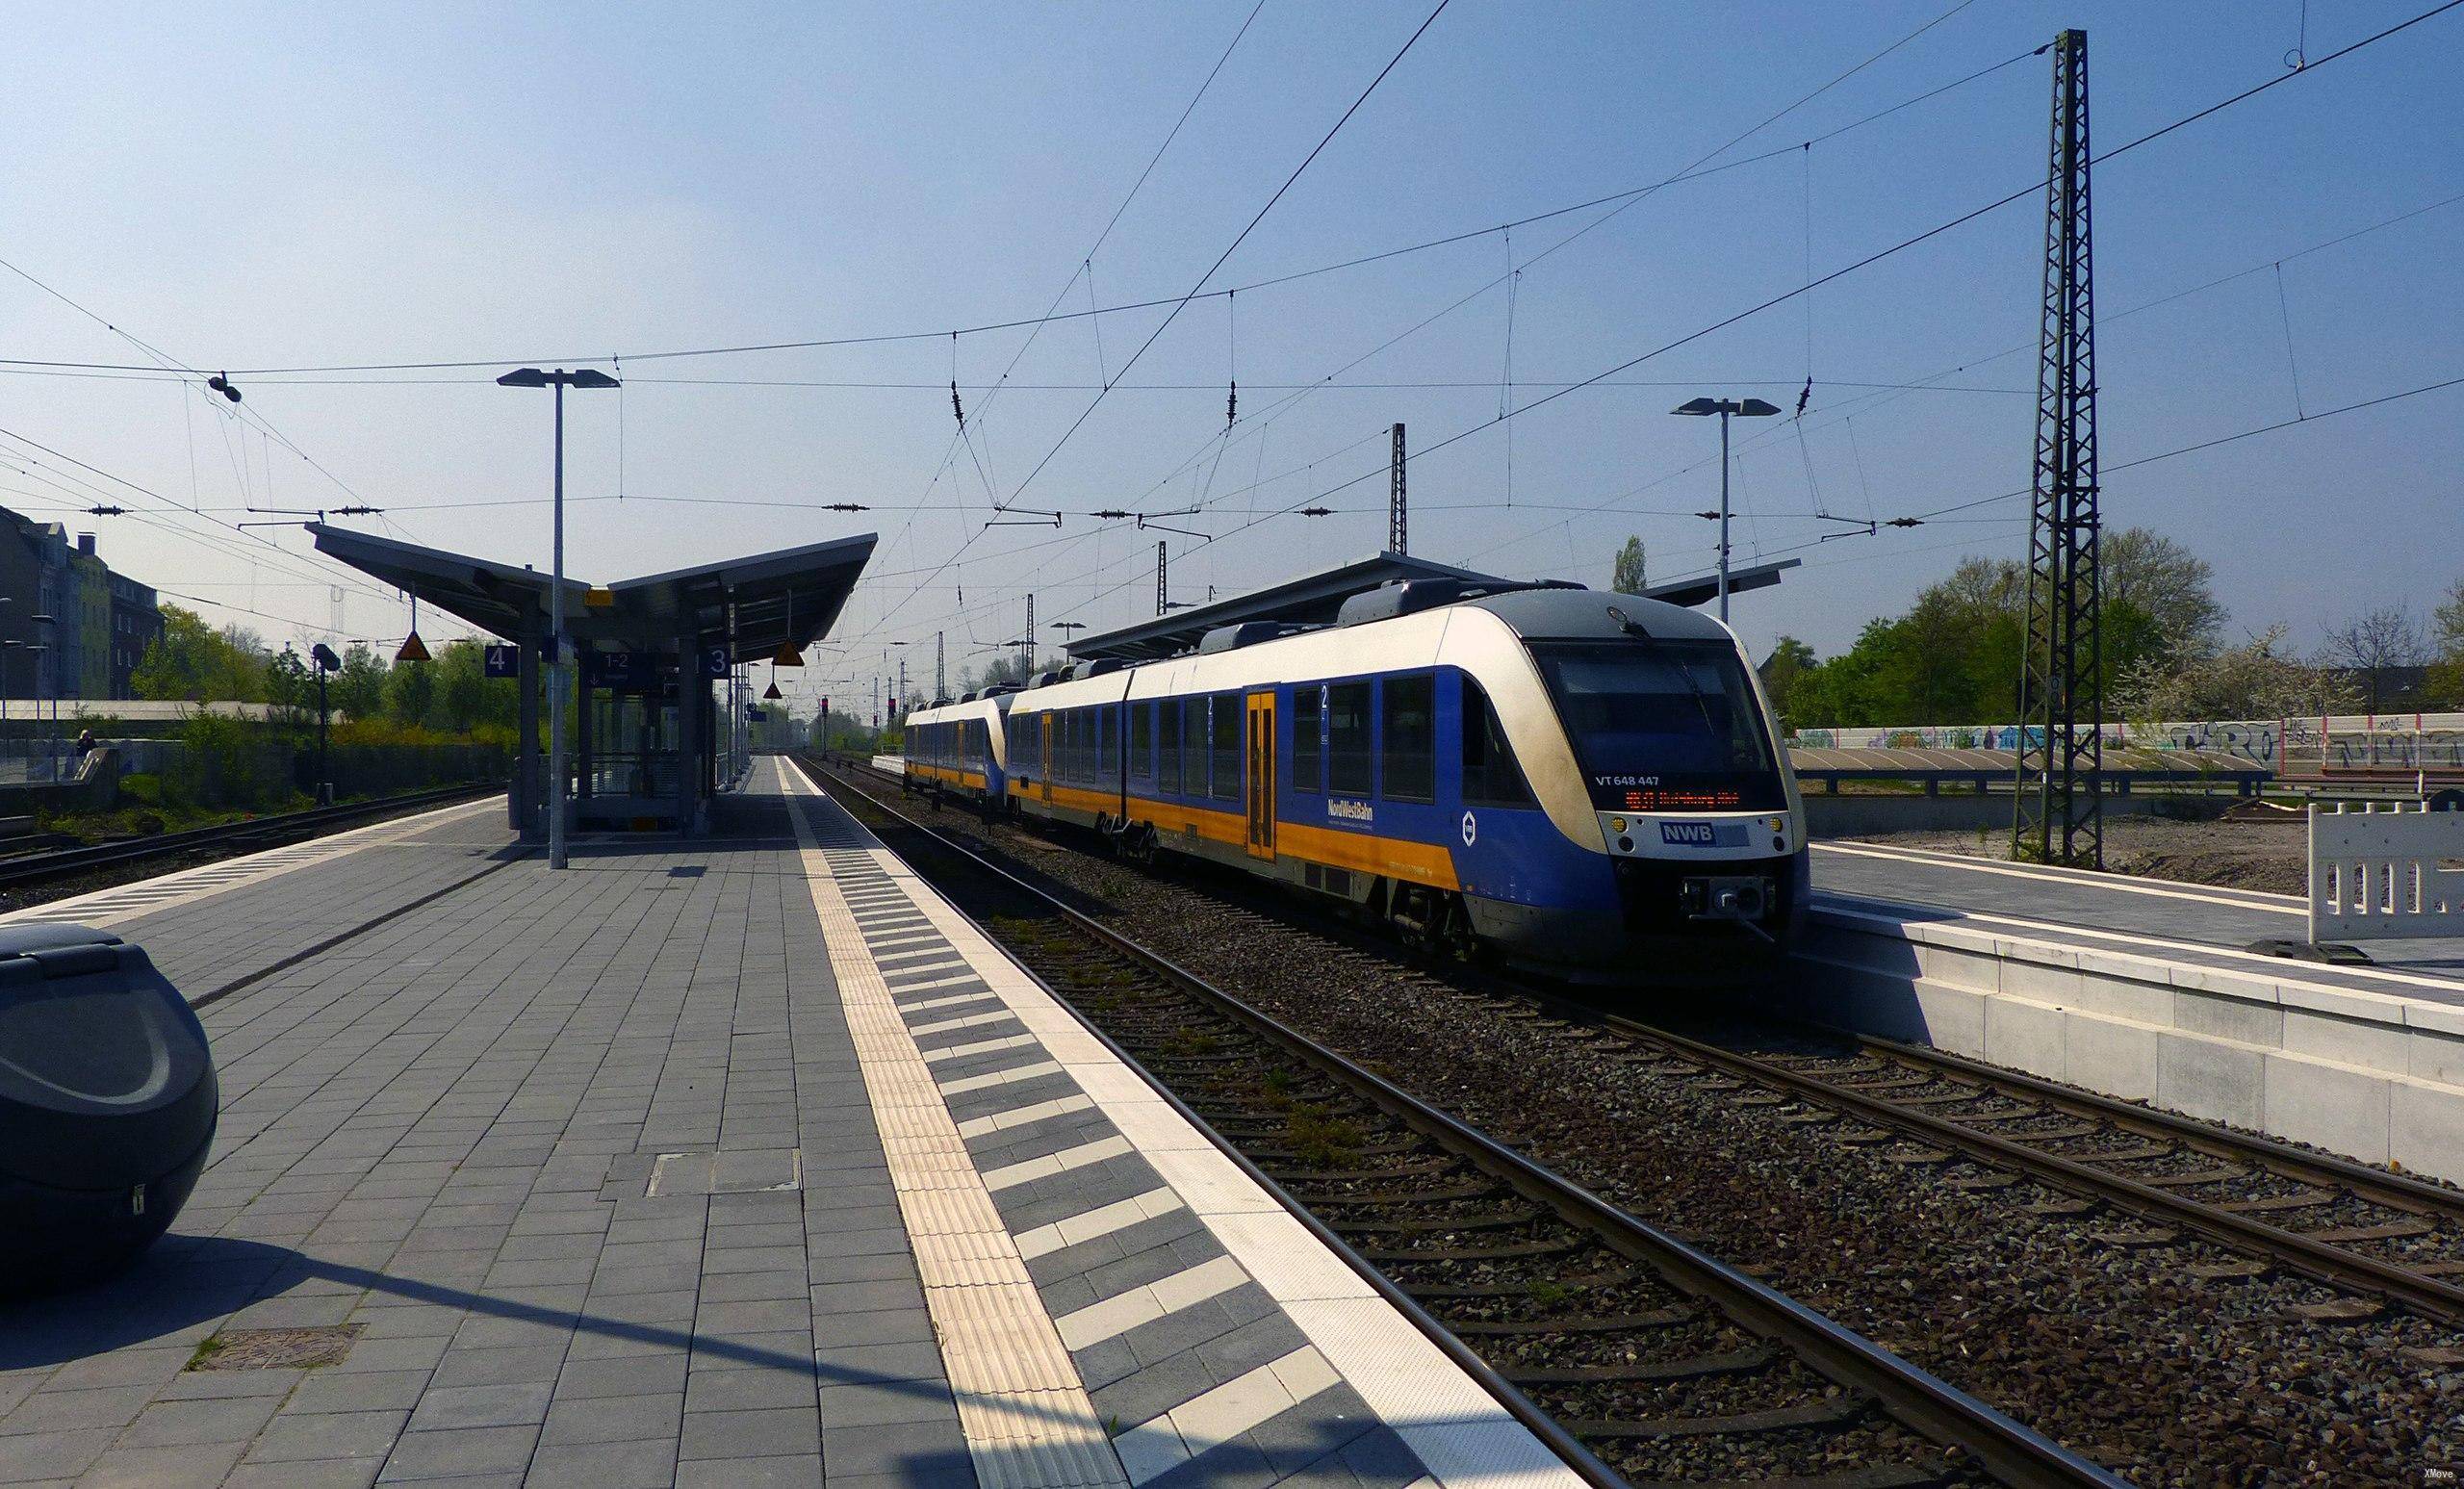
[1530,640,1786,812]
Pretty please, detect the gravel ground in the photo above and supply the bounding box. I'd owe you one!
[1844,809,2308,895]
[837,768,2464,1486]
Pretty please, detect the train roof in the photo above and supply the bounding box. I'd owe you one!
[1455,587,1735,644]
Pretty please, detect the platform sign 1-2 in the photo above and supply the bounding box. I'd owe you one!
[582,651,656,689]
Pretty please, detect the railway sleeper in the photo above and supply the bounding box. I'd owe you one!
[1503,1345,1778,1385]
[1360,1235,1588,1262]
[1449,1307,1701,1336]
[1406,1267,1636,1298]
[1329,1205,1545,1234]
[2300,1218,2439,1243]
[1556,1393,1872,1438]
[1286,1181,1498,1205]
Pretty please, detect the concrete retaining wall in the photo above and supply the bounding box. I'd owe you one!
[1778,902,2464,1183]
[1803,790,2179,837]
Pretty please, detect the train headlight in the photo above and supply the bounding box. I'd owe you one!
[1610,817,1626,833]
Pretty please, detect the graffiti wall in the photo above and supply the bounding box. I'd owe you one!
[1789,713,2464,774]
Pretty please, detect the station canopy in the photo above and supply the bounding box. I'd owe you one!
[306,524,878,662]
[1063,550,1799,663]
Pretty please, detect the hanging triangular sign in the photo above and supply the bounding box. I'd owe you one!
[395,630,431,663]
[772,642,805,666]
[762,681,783,701]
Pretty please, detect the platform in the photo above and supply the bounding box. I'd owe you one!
[1790,840,2464,1182]
[0,760,1578,1489]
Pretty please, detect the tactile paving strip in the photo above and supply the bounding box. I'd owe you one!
[788,786,1131,1489]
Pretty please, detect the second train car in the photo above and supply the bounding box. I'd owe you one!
[902,579,1805,982]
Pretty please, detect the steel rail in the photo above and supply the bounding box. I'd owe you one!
[800,753,2123,1489]
[1594,1015,2464,1323]
[1857,1038,2464,1220]
[0,783,501,888]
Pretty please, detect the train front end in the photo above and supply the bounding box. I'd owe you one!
[1462,592,1806,982]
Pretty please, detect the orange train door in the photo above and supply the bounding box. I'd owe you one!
[1245,690,1276,860]
[1039,714,1054,805]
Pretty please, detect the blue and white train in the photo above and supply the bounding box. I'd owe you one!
[899,580,1806,982]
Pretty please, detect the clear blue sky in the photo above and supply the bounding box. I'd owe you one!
[4,1,2458,712]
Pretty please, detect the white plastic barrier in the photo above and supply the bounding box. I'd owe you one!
[872,755,906,774]
[2309,802,2464,941]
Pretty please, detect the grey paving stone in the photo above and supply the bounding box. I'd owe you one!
[1338,1423,1429,1489]
[677,1405,822,1461]
[817,1378,958,1428]
[808,1252,926,1281]
[1089,1348,1217,1435]
[808,1277,926,1315]
[0,1425,116,1481]
[811,1338,947,1387]
[552,1353,689,1399]
[71,1440,246,1488]
[288,1370,434,1415]
[222,1459,383,1489]
[829,1470,984,1489]
[684,1366,819,1414]
[1246,1384,1377,1477]
[242,1408,410,1463]
[1194,1313,1313,1383]
[822,1417,972,1480]
[524,1437,681,1489]
[404,1380,554,1431]
[674,1454,826,1489]
[537,1390,683,1446]
[811,1307,937,1348]
[427,1346,568,1388]
[374,1422,538,1480]
[1143,1436,1277,1489]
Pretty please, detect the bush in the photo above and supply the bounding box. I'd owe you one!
[167,712,285,810]
[119,773,164,807]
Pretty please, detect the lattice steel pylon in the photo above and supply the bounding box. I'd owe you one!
[1388,423,1407,554]
[2015,29,2103,868]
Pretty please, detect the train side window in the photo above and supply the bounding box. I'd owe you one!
[1209,693,1241,803]
[1327,681,1373,797]
[1381,674,1435,803]
[1100,707,1118,781]
[1182,698,1209,797]
[1291,686,1322,793]
[1461,679,1534,807]
[1160,699,1182,792]
[1130,703,1153,780]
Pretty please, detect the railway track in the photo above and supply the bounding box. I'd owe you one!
[0,783,501,894]
[799,754,2120,1489]
[836,753,2464,1337]
[1573,1013,2464,1330]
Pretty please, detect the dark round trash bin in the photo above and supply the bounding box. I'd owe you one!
[0,924,217,1295]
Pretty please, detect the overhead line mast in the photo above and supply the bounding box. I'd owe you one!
[2015,29,2103,869]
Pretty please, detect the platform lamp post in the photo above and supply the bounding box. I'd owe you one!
[310,643,341,805]
[1671,397,1780,624]
[497,367,621,869]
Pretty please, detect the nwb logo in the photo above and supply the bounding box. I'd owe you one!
[1659,823,1717,845]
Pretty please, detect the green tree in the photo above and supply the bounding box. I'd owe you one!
[1611,536,1648,595]
[131,606,271,703]
[428,639,516,733]
[383,654,436,726]
[1757,637,1817,728]
[264,646,314,725]
[332,644,387,720]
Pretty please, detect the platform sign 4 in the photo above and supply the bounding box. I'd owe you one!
[483,644,518,680]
